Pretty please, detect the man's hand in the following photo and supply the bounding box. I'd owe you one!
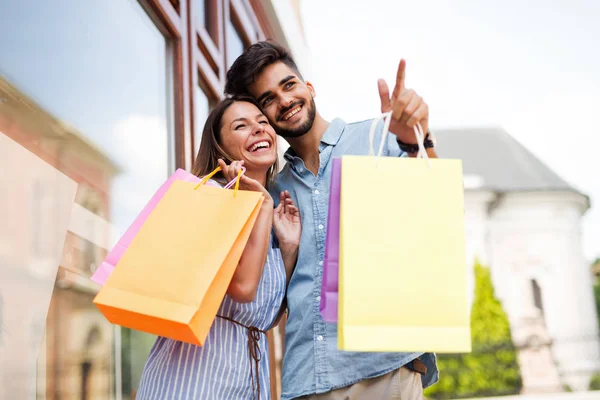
[377,59,428,144]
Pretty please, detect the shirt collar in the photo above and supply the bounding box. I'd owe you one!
[320,118,346,146]
[283,118,346,162]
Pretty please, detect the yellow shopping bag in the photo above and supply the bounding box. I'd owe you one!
[94,168,264,346]
[338,114,471,353]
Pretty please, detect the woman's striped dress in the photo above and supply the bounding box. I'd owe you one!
[136,240,286,400]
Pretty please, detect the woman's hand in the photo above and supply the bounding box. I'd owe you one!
[217,159,273,206]
[273,190,301,286]
[273,191,301,248]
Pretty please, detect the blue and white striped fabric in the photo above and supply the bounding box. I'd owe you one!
[136,241,286,399]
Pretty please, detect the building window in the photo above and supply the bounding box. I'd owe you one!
[195,0,219,44]
[194,83,217,156]
[0,0,172,397]
[531,279,544,315]
[226,9,247,68]
[195,0,206,27]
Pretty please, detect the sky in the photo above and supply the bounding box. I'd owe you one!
[300,0,600,261]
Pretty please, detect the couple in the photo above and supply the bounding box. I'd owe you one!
[137,41,439,400]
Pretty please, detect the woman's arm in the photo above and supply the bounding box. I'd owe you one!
[270,191,301,327]
[227,196,273,303]
[218,159,274,303]
[273,190,301,284]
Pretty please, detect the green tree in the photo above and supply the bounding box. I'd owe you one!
[425,263,522,399]
[593,258,600,330]
[595,282,600,330]
[589,373,600,391]
[591,262,600,391]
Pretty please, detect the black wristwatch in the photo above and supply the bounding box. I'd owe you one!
[396,131,435,153]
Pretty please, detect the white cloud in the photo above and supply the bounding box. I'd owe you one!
[108,114,169,230]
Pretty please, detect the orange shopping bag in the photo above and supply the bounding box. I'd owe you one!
[93,168,264,345]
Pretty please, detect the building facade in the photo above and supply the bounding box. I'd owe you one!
[437,128,600,393]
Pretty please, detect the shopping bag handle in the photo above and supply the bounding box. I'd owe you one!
[194,166,246,196]
[368,112,430,166]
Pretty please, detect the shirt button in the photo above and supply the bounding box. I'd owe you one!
[319,260,323,266]
[314,189,320,195]
[318,224,324,230]
[317,335,324,341]
[316,296,321,302]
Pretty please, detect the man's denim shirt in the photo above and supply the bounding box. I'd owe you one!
[270,118,439,400]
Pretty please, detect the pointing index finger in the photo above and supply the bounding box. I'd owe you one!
[393,59,406,98]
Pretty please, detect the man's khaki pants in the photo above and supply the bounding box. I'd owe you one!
[297,367,423,400]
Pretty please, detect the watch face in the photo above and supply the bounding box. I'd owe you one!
[424,132,435,148]
[429,132,437,146]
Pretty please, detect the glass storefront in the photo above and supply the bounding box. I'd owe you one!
[0,0,170,397]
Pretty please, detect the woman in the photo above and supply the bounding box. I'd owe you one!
[136,97,300,399]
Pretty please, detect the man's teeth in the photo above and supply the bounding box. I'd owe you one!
[250,141,270,152]
[283,106,302,121]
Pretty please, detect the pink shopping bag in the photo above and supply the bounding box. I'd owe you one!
[91,168,219,285]
[320,157,341,322]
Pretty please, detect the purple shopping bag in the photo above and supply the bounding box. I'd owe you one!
[320,157,341,322]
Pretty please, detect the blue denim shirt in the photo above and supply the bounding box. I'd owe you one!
[270,118,439,400]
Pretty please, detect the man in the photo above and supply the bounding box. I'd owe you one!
[225,41,438,400]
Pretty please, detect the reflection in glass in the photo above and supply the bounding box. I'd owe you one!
[0,0,170,398]
[0,132,78,399]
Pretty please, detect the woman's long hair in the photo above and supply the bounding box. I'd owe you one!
[191,96,278,186]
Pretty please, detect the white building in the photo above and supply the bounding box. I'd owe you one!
[436,127,600,393]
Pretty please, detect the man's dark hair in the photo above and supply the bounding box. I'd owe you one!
[225,40,303,96]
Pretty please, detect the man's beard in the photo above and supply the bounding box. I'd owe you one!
[274,97,317,138]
